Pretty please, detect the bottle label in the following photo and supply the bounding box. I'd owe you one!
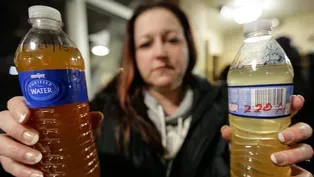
[228,84,293,118]
[18,69,88,108]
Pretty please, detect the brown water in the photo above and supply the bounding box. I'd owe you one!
[15,44,100,177]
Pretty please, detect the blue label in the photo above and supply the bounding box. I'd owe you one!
[228,84,293,118]
[18,69,88,108]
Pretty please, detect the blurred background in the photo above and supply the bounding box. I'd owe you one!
[0,0,313,175]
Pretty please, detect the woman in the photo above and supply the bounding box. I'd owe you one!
[0,2,313,177]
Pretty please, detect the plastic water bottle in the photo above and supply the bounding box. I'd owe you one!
[227,19,294,177]
[14,5,100,177]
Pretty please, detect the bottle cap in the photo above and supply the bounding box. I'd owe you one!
[243,19,272,35]
[28,5,62,22]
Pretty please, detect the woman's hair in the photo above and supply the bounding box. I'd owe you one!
[117,1,197,152]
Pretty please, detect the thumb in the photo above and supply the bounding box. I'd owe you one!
[221,125,232,142]
[89,111,104,130]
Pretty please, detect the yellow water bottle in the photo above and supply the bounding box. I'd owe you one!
[227,19,294,177]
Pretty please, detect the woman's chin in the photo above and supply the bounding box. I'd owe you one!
[151,78,178,89]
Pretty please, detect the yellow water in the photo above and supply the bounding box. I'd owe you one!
[227,64,293,177]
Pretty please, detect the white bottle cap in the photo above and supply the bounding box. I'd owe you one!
[243,19,272,35]
[28,5,62,22]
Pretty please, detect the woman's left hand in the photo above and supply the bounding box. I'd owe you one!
[221,95,313,177]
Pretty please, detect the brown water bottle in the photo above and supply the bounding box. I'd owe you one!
[14,5,100,177]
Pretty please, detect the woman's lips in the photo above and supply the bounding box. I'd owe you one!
[153,65,173,71]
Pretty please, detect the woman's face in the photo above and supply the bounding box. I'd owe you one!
[134,8,189,90]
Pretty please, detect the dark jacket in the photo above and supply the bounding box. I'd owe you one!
[91,75,230,177]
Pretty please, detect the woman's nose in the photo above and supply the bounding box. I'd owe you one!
[153,39,167,59]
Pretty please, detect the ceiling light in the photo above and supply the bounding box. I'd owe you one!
[233,4,262,24]
[220,0,264,24]
[92,45,110,56]
[234,0,262,7]
[262,0,272,10]
[220,6,234,18]
[9,66,18,75]
[234,0,249,7]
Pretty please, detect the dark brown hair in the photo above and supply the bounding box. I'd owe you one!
[117,1,197,152]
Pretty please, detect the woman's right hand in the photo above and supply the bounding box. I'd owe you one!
[0,97,104,177]
[0,96,43,177]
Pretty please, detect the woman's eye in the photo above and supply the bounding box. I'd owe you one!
[139,42,151,48]
[168,38,180,44]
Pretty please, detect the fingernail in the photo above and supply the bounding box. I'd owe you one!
[271,153,286,165]
[297,95,305,102]
[278,131,292,143]
[278,132,285,142]
[25,152,42,163]
[18,113,27,123]
[30,173,43,177]
[300,124,313,138]
[23,131,39,145]
[97,111,104,120]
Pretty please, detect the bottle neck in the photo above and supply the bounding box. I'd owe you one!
[244,30,272,43]
[245,30,271,38]
[29,18,63,31]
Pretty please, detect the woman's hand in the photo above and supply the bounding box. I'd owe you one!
[0,97,43,177]
[0,96,104,177]
[221,95,313,177]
